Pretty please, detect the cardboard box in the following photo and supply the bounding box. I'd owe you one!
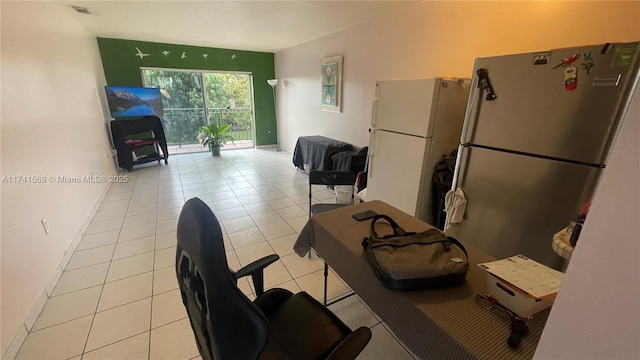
[487,274,555,318]
[479,255,563,318]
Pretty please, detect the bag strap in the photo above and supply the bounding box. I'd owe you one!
[446,235,468,257]
[368,228,447,249]
[369,214,411,239]
[366,214,468,257]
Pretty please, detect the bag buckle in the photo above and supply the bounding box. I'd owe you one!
[441,241,452,251]
[361,237,369,249]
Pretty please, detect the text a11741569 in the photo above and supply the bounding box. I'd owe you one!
[1,174,129,184]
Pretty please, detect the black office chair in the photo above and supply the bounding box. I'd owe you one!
[308,170,356,218]
[176,197,371,360]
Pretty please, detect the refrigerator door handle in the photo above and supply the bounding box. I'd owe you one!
[371,97,378,128]
[368,128,376,177]
[450,144,465,195]
[459,73,481,145]
[477,68,497,101]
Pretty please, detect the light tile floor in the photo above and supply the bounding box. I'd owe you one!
[16,149,417,360]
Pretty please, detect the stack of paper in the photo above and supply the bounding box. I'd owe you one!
[478,255,564,299]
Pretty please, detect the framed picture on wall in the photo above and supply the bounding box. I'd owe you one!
[321,55,343,112]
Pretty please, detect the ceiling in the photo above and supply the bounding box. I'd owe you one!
[63,1,417,53]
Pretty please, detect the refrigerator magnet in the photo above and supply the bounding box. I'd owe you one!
[611,43,638,68]
[581,52,595,74]
[553,53,581,69]
[532,53,551,65]
[564,66,578,91]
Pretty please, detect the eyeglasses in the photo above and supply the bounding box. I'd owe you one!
[475,294,529,348]
[475,294,525,320]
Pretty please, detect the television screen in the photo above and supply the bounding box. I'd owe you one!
[105,86,164,118]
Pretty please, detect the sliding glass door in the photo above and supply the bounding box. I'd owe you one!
[204,73,254,147]
[142,68,255,152]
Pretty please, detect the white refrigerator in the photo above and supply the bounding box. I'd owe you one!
[366,78,470,224]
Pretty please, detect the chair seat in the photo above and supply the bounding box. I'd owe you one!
[177,198,371,360]
[258,291,352,360]
[311,203,349,215]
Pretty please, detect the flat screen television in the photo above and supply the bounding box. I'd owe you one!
[104,86,164,118]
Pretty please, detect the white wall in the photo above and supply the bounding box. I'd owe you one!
[274,1,640,358]
[275,1,640,152]
[535,77,639,359]
[1,2,116,354]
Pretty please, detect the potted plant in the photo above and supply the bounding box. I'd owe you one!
[198,122,235,156]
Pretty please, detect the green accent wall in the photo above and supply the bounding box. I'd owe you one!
[97,37,276,146]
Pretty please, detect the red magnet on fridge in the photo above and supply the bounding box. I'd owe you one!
[564,66,578,91]
[553,53,581,69]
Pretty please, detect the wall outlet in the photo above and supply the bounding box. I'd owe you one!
[41,218,50,235]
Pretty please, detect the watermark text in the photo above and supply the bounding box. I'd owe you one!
[2,175,129,184]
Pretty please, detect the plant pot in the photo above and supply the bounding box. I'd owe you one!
[210,145,221,156]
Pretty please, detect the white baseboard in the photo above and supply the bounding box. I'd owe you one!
[24,291,48,331]
[1,182,112,360]
[255,144,279,151]
[2,325,28,360]
[44,266,63,297]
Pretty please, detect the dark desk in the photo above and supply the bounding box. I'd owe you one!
[294,201,549,360]
[292,136,352,171]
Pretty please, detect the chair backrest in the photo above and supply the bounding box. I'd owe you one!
[308,171,356,216]
[176,198,269,360]
[309,170,356,187]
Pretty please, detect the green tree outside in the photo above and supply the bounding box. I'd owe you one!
[144,70,253,146]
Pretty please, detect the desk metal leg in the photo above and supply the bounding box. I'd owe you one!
[323,262,356,307]
[323,262,329,306]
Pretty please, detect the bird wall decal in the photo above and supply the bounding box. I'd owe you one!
[135,47,150,59]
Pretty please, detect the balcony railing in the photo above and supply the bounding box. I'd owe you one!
[161,107,253,147]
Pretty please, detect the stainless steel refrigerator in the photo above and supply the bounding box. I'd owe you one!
[366,78,470,224]
[446,41,640,270]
